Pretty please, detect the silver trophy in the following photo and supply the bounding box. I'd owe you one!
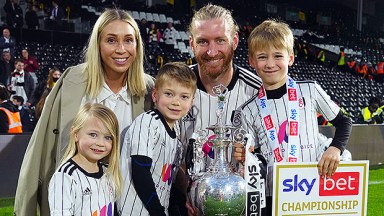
[188,84,247,216]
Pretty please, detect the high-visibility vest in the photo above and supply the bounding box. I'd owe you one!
[0,107,22,133]
[361,107,372,122]
[377,62,384,74]
[338,51,345,66]
[361,107,383,123]
[317,50,325,62]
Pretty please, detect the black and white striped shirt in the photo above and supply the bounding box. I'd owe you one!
[118,110,183,216]
[179,64,262,173]
[48,159,115,216]
[238,81,340,196]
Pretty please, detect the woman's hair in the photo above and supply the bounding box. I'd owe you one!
[188,4,239,43]
[35,88,50,120]
[47,67,60,89]
[84,8,149,98]
[60,103,122,197]
[155,62,197,93]
[248,19,294,57]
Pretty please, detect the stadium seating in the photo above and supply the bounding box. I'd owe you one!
[11,2,383,123]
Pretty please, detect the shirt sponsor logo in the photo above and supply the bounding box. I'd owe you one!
[161,163,174,185]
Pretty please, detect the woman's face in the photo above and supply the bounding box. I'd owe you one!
[99,20,137,77]
[52,70,61,78]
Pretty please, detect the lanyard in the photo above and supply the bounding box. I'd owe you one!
[257,77,300,162]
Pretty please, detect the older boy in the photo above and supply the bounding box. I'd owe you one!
[235,20,352,215]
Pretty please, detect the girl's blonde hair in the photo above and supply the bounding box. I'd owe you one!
[83,8,148,98]
[248,19,294,57]
[60,103,122,197]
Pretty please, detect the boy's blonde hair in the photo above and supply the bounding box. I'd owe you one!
[189,4,239,43]
[155,62,197,93]
[248,19,294,57]
[60,103,122,198]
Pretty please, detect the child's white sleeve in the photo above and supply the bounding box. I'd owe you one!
[315,83,340,121]
[48,171,76,215]
[129,114,156,158]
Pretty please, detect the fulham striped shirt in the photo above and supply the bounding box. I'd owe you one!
[118,109,183,216]
[238,81,340,196]
[48,159,115,216]
[179,64,262,173]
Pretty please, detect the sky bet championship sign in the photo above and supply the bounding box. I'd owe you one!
[272,161,369,216]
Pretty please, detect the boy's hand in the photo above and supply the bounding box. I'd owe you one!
[233,143,245,163]
[318,146,341,178]
[186,196,199,216]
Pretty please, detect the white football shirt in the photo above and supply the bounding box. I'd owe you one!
[179,64,262,173]
[118,110,183,216]
[48,159,115,216]
[239,81,340,196]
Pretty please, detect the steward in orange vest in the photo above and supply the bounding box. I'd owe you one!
[0,85,22,133]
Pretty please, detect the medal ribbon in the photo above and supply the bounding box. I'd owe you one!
[257,76,300,162]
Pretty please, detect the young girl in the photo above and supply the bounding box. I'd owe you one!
[48,103,122,215]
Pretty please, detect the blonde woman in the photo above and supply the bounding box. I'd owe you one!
[15,8,154,216]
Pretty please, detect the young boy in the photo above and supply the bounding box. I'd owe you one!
[234,20,352,215]
[117,62,197,216]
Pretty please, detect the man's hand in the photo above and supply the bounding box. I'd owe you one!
[233,143,245,163]
[318,146,341,178]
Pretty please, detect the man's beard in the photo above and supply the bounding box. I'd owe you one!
[196,47,234,81]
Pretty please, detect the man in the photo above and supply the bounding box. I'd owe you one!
[0,28,16,58]
[0,84,22,133]
[0,50,14,85]
[46,0,65,30]
[8,59,35,105]
[169,4,262,215]
[358,96,383,124]
[3,0,24,28]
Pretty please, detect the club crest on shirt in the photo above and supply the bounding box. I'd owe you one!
[231,110,242,127]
